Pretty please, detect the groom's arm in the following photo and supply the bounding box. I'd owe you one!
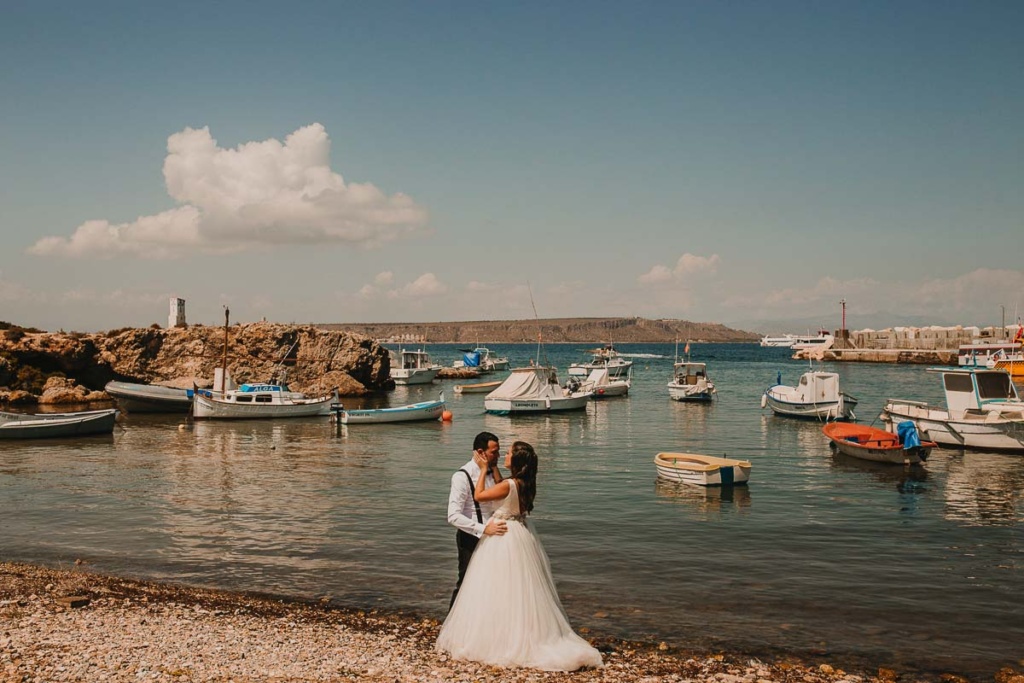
[447,471,484,538]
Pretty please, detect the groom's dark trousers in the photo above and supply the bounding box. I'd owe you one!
[449,530,479,611]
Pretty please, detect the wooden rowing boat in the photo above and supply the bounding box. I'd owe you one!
[654,452,751,486]
[453,380,503,394]
[822,421,936,465]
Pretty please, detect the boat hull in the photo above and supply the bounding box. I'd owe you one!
[667,382,714,402]
[484,394,591,415]
[654,452,751,486]
[823,422,934,465]
[591,381,629,398]
[392,367,440,385]
[881,401,1024,452]
[763,390,856,420]
[453,381,503,394]
[193,393,335,420]
[342,398,445,424]
[0,409,119,439]
[104,381,192,413]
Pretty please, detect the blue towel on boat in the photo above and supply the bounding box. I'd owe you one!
[897,421,921,449]
[462,352,480,367]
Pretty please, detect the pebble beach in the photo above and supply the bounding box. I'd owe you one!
[3,562,1011,683]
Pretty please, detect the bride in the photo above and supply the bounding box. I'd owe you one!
[436,441,603,671]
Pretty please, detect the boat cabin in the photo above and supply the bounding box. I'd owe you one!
[929,367,1020,415]
[399,349,433,369]
[795,371,843,403]
[673,362,709,385]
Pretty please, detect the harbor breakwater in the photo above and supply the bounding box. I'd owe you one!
[0,322,391,404]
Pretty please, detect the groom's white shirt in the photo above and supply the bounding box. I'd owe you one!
[448,459,496,538]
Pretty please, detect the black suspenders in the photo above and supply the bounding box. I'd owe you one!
[461,469,482,523]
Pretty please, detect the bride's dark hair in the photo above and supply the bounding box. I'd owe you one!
[509,441,538,513]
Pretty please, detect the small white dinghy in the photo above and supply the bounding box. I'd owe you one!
[654,452,752,487]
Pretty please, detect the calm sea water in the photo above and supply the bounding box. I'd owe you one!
[2,343,1022,679]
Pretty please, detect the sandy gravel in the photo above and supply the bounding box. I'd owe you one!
[0,562,1004,683]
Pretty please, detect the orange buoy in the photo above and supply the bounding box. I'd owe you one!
[441,410,453,422]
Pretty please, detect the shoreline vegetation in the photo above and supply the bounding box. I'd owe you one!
[0,561,997,683]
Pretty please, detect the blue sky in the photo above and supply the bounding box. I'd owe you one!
[1,1,1021,332]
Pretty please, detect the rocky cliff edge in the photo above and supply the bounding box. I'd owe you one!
[0,323,391,405]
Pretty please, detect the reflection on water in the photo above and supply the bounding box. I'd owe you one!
[2,344,1023,679]
[943,452,1024,526]
[654,479,752,516]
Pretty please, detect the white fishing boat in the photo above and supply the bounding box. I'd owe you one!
[571,367,630,398]
[584,367,630,398]
[567,343,633,378]
[654,452,752,486]
[666,340,714,402]
[453,380,504,394]
[390,349,441,385]
[759,334,797,348]
[484,366,593,414]
[340,393,446,424]
[0,408,119,440]
[667,361,715,402]
[104,381,193,413]
[452,347,511,373]
[761,370,857,420]
[880,367,1024,452]
[193,383,337,420]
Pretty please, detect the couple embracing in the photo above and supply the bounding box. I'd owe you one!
[437,431,603,671]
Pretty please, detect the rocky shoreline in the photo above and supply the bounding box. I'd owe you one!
[0,323,392,405]
[1,561,1005,683]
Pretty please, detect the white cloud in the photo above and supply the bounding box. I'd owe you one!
[356,272,449,300]
[392,273,448,299]
[638,253,720,285]
[28,124,428,259]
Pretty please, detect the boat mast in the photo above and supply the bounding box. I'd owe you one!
[220,306,230,391]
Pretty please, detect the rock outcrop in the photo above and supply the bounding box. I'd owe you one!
[0,323,391,404]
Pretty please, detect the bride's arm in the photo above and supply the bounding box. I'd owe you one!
[475,464,510,502]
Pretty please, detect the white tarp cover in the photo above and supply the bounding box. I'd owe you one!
[586,368,610,387]
[487,368,558,400]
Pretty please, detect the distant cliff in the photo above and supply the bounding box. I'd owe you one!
[319,317,760,343]
[0,322,390,404]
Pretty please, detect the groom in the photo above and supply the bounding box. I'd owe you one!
[447,430,507,610]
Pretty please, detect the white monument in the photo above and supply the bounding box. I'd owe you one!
[168,297,186,328]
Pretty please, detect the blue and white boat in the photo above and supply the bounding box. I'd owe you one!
[341,393,446,424]
[762,370,857,420]
[193,382,337,420]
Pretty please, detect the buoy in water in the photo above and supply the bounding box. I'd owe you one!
[441,410,453,422]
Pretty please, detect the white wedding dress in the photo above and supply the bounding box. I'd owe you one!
[436,480,603,671]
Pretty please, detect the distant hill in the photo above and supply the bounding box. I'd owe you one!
[318,317,760,343]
